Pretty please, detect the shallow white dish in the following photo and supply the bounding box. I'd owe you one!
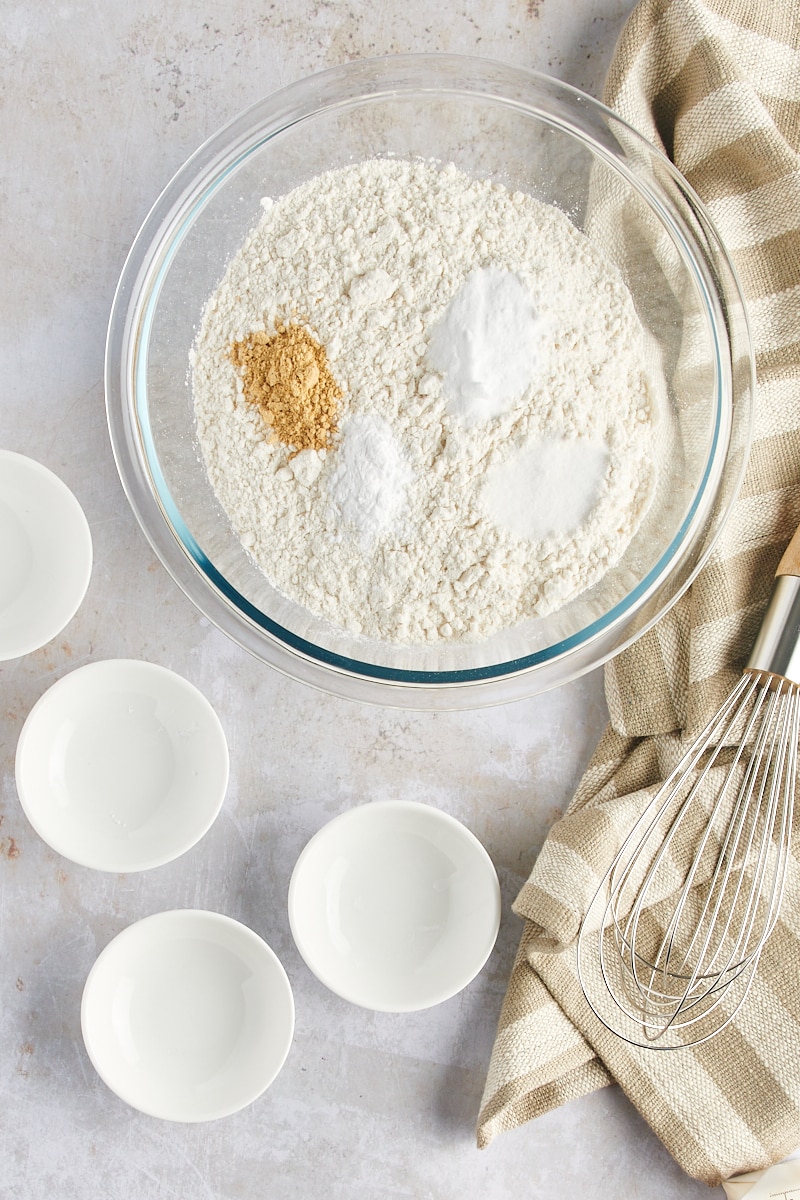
[81,910,295,1121]
[0,449,92,660]
[288,800,501,1012]
[15,659,229,872]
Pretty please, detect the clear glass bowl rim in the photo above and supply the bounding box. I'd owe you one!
[105,52,754,709]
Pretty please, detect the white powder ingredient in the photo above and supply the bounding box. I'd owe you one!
[191,158,657,644]
[425,267,543,427]
[481,438,610,542]
[328,414,412,548]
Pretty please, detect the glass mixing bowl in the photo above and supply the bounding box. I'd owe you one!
[105,54,753,710]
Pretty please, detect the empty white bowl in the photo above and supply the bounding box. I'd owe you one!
[288,800,501,1011]
[15,659,229,871]
[0,449,92,660]
[81,910,295,1121]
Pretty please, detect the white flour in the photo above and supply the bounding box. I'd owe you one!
[191,158,657,644]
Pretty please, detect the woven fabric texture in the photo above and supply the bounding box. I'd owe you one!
[477,0,800,1185]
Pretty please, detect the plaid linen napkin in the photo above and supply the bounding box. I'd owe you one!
[477,0,800,1189]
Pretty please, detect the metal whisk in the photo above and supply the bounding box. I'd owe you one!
[576,531,800,1048]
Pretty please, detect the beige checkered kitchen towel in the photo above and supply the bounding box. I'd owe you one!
[477,0,800,1188]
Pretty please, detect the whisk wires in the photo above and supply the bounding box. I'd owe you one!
[577,669,798,1049]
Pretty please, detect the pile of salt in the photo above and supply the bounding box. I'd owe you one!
[328,414,411,547]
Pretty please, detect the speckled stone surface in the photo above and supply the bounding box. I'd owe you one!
[0,2,722,1196]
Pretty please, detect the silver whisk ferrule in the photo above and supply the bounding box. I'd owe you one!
[747,574,800,685]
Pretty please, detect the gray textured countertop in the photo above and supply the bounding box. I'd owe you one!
[0,2,721,1196]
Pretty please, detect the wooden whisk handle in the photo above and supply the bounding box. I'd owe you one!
[777,524,800,577]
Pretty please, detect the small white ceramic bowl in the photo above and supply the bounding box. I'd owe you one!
[288,800,501,1012]
[15,659,229,872]
[81,910,295,1121]
[0,449,92,660]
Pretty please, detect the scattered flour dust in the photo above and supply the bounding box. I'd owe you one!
[191,158,657,644]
